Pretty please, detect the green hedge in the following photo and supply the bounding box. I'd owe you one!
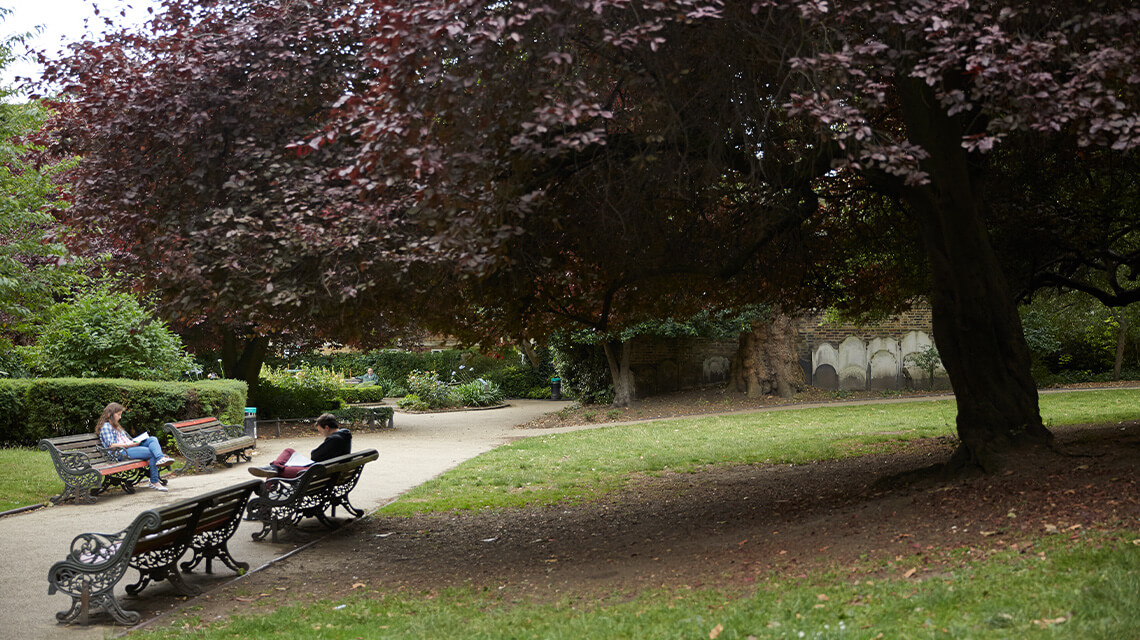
[0,378,247,446]
[483,364,550,398]
[331,405,395,428]
[337,384,388,405]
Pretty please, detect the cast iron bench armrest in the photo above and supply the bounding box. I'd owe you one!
[47,511,162,626]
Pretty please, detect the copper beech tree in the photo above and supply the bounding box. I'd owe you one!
[42,0,1140,471]
[36,0,419,391]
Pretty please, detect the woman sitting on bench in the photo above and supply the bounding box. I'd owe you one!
[249,413,351,479]
[97,402,175,492]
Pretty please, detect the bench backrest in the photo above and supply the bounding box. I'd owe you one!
[307,449,379,498]
[193,479,261,535]
[166,417,225,435]
[133,479,264,558]
[319,449,380,474]
[133,498,204,557]
[274,449,379,501]
[39,433,113,465]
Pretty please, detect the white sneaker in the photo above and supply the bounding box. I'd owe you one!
[149,482,169,492]
[157,456,175,465]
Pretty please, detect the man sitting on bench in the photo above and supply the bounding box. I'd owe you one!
[248,413,351,479]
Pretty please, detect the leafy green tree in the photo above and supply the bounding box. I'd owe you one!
[1021,294,1140,380]
[21,287,193,380]
[0,13,81,351]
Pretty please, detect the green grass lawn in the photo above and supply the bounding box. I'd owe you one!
[0,447,62,512]
[4,389,1136,514]
[11,389,1140,638]
[379,388,1139,515]
[151,531,1140,639]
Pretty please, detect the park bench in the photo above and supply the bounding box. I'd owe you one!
[38,433,174,504]
[163,417,255,473]
[47,479,261,626]
[245,448,379,543]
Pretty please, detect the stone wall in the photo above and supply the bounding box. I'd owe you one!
[623,303,948,396]
[800,303,949,391]
[627,335,738,395]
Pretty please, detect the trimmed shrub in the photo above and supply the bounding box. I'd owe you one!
[2,378,246,446]
[484,364,549,398]
[337,384,388,405]
[251,365,344,419]
[0,378,34,445]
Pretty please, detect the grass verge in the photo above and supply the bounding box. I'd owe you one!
[149,530,1140,639]
[0,447,61,512]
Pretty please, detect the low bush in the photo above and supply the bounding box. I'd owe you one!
[452,379,504,407]
[524,385,552,399]
[396,393,429,411]
[330,405,395,428]
[404,370,457,409]
[337,384,388,405]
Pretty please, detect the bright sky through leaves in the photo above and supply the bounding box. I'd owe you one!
[2,0,158,95]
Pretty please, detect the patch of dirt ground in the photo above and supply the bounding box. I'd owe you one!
[154,405,1140,628]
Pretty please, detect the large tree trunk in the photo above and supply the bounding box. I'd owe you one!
[896,78,1053,473]
[221,327,271,398]
[1113,311,1128,381]
[730,307,802,399]
[518,339,542,371]
[602,340,635,408]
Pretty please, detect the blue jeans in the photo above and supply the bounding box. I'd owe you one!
[124,436,166,484]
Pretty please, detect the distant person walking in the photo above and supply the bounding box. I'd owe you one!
[96,402,174,491]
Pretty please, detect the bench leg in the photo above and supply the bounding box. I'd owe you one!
[182,543,249,576]
[79,587,89,626]
[56,588,140,626]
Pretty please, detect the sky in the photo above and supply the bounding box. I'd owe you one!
[2,0,159,95]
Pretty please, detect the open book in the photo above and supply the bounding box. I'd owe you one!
[131,431,149,444]
[284,451,314,467]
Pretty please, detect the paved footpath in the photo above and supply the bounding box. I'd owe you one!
[1,400,581,640]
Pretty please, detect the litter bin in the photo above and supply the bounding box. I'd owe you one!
[550,377,562,401]
[243,407,257,439]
